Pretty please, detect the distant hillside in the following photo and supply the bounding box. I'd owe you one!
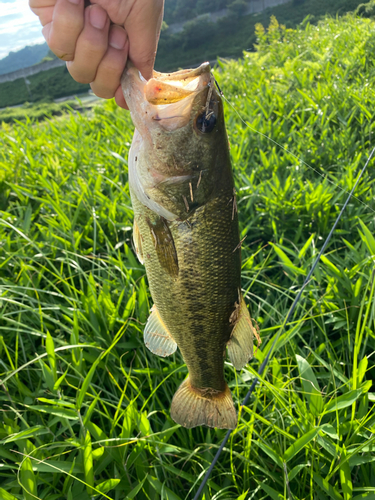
[164,0,231,24]
[156,0,366,70]
[0,43,49,76]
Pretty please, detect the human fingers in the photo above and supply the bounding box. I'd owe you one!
[37,0,85,61]
[67,4,110,84]
[90,25,128,101]
[124,0,164,80]
[29,0,55,27]
[114,84,128,110]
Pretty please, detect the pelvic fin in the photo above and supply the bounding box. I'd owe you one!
[144,305,177,357]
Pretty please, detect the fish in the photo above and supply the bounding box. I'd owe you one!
[121,61,258,429]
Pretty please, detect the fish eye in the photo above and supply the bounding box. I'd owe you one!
[196,112,217,133]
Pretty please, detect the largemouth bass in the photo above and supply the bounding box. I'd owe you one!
[121,62,257,429]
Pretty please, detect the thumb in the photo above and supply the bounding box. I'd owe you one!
[124,0,164,80]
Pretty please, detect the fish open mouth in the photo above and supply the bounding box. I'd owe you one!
[122,62,213,131]
[144,63,211,105]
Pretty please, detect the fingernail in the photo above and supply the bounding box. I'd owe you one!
[68,0,80,4]
[109,28,127,50]
[90,5,107,30]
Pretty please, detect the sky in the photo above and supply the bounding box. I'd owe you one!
[0,0,45,60]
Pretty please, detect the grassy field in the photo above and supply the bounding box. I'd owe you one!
[0,101,79,124]
[1,12,375,500]
[0,96,100,125]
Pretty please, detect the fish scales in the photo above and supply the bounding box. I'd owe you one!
[132,188,240,392]
[122,61,257,429]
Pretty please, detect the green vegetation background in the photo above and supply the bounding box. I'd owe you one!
[0,66,91,110]
[156,0,366,70]
[0,0,367,109]
[1,10,375,500]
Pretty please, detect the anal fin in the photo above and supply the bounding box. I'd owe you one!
[170,377,237,429]
[144,305,177,357]
[227,296,260,370]
[133,219,144,264]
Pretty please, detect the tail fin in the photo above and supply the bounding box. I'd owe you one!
[170,377,237,429]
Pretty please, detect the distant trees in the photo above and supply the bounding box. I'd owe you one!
[355,0,375,16]
[164,0,232,23]
[196,0,229,14]
[228,0,248,17]
[180,15,216,49]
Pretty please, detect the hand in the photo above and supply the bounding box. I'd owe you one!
[29,0,164,108]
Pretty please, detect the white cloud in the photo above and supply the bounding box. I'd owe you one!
[0,0,44,59]
[0,13,22,25]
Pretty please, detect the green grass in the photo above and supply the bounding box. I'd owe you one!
[1,12,375,500]
[0,100,81,124]
[0,97,100,125]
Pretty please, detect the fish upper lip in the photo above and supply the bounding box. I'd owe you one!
[153,62,211,83]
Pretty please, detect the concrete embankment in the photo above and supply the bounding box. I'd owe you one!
[0,58,65,84]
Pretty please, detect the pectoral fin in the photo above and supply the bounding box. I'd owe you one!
[144,305,177,357]
[146,216,178,278]
[133,219,144,264]
[227,297,259,370]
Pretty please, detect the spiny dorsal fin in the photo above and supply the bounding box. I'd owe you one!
[133,219,144,264]
[144,305,177,357]
[170,377,237,429]
[227,296,260,370]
